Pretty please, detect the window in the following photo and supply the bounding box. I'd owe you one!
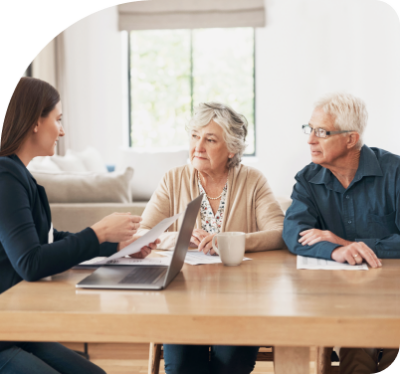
[128,28,255,155]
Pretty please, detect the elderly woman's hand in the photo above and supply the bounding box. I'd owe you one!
[299,229,351,247]
[198,233,218,255]
[190,229,209,247]
[117,235,161,259]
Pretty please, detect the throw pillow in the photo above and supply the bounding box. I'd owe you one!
[51,153,87,172]
[31,167,134,203]
[67,147,108,173]
[27,156,62,172]
[117,148,188,201]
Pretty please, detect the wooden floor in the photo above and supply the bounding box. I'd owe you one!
[62,343,326,374]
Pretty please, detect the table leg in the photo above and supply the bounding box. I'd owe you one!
[148,343,162,374]
[274,346,311,374]
[316,347,333,374]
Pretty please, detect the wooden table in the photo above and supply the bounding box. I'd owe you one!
[0,250,399,374]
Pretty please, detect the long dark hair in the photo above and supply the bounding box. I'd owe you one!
[0,77,60,157]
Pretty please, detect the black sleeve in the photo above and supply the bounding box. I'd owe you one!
[54,229,118,257]
[0,172,102,282]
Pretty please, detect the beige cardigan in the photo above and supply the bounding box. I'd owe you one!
[139,163,285,252]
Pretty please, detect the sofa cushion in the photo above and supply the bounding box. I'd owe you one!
[67,147,108,173]
[27,156,62,172]
[117,148,188,201]
[51,153,87,172]
[31,167,134,203]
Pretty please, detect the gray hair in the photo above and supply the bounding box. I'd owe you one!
[314,93,368,149]
[186,102,248,168]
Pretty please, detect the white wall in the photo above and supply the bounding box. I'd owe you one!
[254,0,400,196]
[32,39,57,89]
[62,5,127,164]
[60,0,400,195]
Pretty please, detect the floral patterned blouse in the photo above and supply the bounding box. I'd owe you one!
[198,178,228,234]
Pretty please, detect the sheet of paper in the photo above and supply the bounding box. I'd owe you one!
[158,250,252,266]
[78,256,171,266]
[100,213,182,262]
[297,255,368,270]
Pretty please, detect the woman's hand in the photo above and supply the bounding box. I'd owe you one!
[298,229,351,247]
[117,235,161,259]
[190,229,209,247]
[91,212,142,244]
[198,233,217,255]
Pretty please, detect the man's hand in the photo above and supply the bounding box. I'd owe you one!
[331,242,382,268]
[299,229,352,246]
[190,229,209,247]
[198,233,218,255]
[117,235,161,259]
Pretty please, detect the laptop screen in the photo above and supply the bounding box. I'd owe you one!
[163,194,203,288]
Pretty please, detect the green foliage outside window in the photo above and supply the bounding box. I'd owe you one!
[129,28,255,154]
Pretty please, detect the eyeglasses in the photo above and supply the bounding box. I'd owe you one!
[302,124,354,138]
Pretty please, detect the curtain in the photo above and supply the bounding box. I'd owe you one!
[32,30,68,155]
[31,33,69,155]
[31,39,57,87]
[54,32,69,156]
[118,0,265,30]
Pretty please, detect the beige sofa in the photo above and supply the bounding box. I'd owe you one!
[28,148,192,233]
[51,202,148,233]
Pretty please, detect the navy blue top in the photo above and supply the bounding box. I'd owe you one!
[0,155,117,294]
[283,145,400,260]
[0,155,118,351]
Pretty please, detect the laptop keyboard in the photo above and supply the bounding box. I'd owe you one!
[118,267,166,285]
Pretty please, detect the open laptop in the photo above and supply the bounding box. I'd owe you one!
[76,194,203,290]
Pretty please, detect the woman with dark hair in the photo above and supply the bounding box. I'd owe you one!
[0,77,159,374]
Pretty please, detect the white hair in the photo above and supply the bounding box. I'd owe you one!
[186,102,248,168]
[314,93,368,149]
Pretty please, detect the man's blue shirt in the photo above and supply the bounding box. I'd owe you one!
[283,145,400,259]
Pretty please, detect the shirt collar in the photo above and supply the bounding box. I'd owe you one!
[308,145,383,192]
[357,145,383,178]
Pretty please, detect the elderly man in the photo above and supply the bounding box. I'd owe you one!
[283,93,399,373]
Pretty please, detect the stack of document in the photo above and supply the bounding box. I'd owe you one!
[76,211,253,267]
[78,252,251,267]
[158,250,252,266]
[297,255,368,270]
[102,213,182,262]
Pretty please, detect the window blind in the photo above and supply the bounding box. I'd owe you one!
[118,0,265,30]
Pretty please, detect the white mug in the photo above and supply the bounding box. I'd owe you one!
[212,232,246,266]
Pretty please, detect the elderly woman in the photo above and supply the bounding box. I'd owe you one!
[283,93,399,373]
[139,102,285,374]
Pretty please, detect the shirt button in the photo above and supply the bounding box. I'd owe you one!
[346,196,350,199]
[348,220,352,224]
